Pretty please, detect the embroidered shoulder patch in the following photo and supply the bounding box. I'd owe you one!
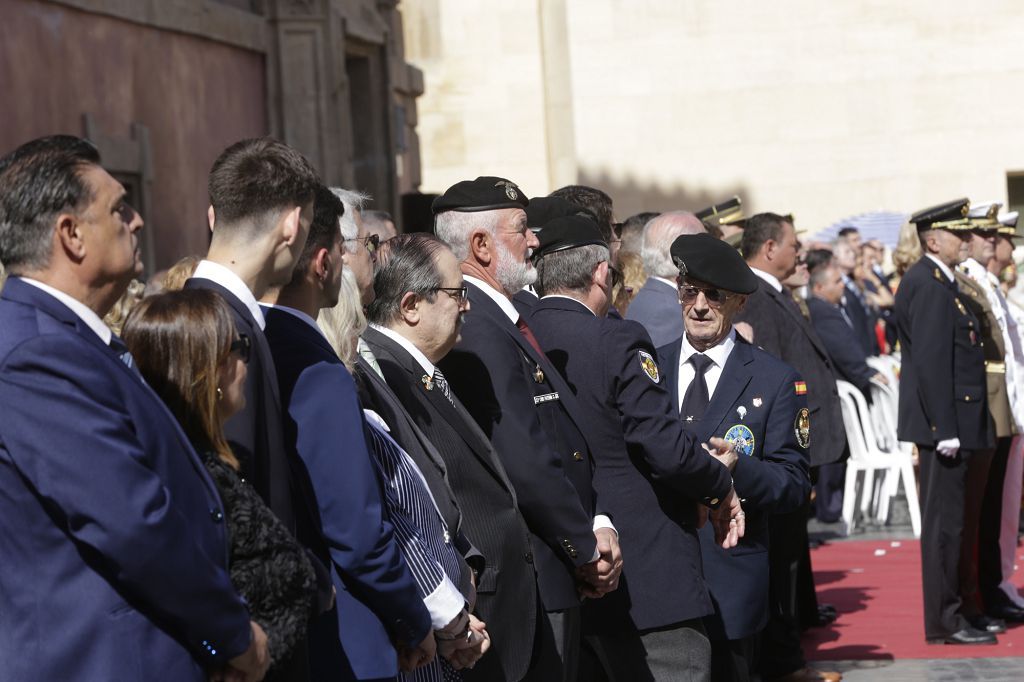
[639,350,660,383]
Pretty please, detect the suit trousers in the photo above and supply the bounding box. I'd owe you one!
[919,445,974,638]
[522,605,579,682]
[959,445,995,618]
[813,461,846,523]
[587,619,712,682]
[709,634,760,682]
[980,437,1013,609]
[759,503,814,678]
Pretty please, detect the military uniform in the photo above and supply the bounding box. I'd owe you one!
[895,199,995,642]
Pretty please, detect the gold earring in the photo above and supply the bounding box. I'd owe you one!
[216,387,224,401]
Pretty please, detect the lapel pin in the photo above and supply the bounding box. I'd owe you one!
[685,415,694,423]
[421,374,434,391]
[534,365,545,383]
[737,406,747,420]
[752,397,763,408]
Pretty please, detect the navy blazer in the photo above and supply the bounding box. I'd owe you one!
[895,257,993,450]
[438,281,599,612]
[733,279,846,466]
[529,296,732,631]
[362,326,540,682]
[0,278,251,681]
[658,334,811,640]
[184,277,295,531]
[263,308,431,680]
[624,277,684,348]
[807,295,877,396]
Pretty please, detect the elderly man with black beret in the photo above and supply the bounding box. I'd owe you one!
[526,216,746,682]
[656,234,814,682]
[432,177,621,681]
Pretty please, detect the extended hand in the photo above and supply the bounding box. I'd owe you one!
[709,487,746,549]
[445,614,491,670]
[706,437,738,472]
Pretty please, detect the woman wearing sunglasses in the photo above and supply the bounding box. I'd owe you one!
[123,289,318,681]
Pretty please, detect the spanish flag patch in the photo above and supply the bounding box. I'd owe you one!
[794,381,807,395]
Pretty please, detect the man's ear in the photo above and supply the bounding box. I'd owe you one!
[469,229,493,266]
[594,260,609,288]
[55,212,86,262]
[733,294,748,312]
[398,290,421,324]
[207,205,216,233]
[280,205,303,246]
[312,247,331,283]
[764,238,778,261]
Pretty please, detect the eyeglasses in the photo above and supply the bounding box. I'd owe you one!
[346,233,380,254]
[230,334,251,363]
[433,285,469,305]
[679,285,732,308]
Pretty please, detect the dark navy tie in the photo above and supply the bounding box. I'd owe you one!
[681,353,713,424]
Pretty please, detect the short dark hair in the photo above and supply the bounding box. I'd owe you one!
[366,233,448,326]
[740,212,792,260]
[208,137,320,230]
[0,135,101,273]
[290,184,345,283]
[838,226,860,238]
[550,185,614,243]
[805,248,834,273]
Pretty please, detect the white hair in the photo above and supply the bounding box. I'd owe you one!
[434,210,502,261]
[641,211,706,278]
[330,187,371,253]
[316,269,366,369]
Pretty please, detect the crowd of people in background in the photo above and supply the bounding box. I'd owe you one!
[2,132,1024,682]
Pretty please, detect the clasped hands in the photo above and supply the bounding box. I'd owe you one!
[397,610,491,673]
[697,437,747,549]
[209,621,269,682]
[576,527,623,599]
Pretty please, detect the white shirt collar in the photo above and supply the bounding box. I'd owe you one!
[925,254,955,283]
[464,274,520,323]
[368,323,436,376]
[652,276,678,290]
[262,303,325,340]
[749,266,783,293]
[540,294,598,317]
[680,328,737,370]
[19,277,113,345]
[192,260,266,329]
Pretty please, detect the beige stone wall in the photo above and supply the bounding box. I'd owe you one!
[404,0,1024,228]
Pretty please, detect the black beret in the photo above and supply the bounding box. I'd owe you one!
[431,176,529,215]
[532,215,606,261]
[910,198,971,233]
[525,196,588,229]
[670,233,759,294]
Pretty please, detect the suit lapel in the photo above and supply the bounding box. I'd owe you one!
[763,281,830,359]
[700,340,755,440]
[363,327,511,487]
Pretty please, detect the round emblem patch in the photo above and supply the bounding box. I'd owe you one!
[724,424,755,457]
[638,350,660,383]
[795,407,811,449]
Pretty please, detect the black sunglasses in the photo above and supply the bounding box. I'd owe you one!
[433,285,469,305]
[230,334,251,364]
[679,285,732,308]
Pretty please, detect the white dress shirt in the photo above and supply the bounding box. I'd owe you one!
[192,260,266,330]
[677,329,737,415]
[369,323,436,377]
[19,277,112,345]
[749,267,783,293]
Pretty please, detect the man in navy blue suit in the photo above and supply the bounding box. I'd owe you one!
[261,185,437,680]
[0,136,265,681]
[527,216,745,681]
[433,177,623,681]
[657,234,812,682]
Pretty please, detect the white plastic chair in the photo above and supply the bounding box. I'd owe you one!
[837,380,921,537]
[867,380,921,537]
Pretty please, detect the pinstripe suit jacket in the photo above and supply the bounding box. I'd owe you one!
[363,326,539,682]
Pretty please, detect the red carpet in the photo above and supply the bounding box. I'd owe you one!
[803,538,1024,660]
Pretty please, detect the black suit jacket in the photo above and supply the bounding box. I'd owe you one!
[734,278,845,466]
[362,326,539,681]
[807,295,876,396]
[184,277,294,530]
[528,296,732,631]
[895,257,993,450]
[659,335,811,639]
[353,354,480,590]
[438,281,599,612]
